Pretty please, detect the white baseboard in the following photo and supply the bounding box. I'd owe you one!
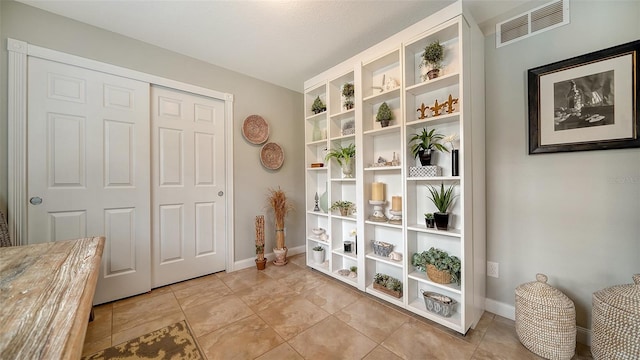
[232,245,306,271]
[484,298,591,346]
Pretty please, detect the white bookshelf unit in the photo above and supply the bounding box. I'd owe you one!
[303,1,485,334]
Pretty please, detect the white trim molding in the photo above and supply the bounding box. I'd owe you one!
[224,93,235,272]
[7,39,28,246]
[485,298,592,346]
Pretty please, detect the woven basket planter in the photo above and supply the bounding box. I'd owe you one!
[515,274,576,360]
[426,264,452,284]
[591,274,640,360]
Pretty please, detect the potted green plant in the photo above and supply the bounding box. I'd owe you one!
[330,200,354,216]
[426,183,457,230]
[372,273,403,298]
[342,83,355,110]
[424,213,435,228]
[420,40,444,80]
[325,143,356,178]
[312,245,325,264]
[376,102,393,127]
[311,96,326,114]
[411,247,461,285]
[409,128,448,166]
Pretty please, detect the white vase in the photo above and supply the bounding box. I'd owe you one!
[312,249,324,264]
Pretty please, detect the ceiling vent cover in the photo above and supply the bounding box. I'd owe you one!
[496,0,569,48]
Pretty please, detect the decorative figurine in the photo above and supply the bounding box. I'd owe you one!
[417,102,430,119]
[314,192,320,212]
[430,99,446,117]
[445,94,459,114]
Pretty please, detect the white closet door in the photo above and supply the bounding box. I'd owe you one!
[27,57,151,304]
[151,86,226,288]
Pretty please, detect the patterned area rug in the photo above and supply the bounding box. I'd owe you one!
[83,321,204,360]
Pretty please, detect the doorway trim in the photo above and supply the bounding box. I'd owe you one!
[7,38,236,272]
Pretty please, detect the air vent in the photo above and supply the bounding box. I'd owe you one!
[496,0,569,48]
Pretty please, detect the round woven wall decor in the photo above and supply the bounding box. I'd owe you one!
[260,142,284,170]
[242,115,269,144]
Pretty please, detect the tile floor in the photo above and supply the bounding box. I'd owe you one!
[82,254,593,359]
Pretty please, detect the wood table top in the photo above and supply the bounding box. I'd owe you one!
[0,237,105,359]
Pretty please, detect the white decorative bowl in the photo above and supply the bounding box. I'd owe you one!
[311,228,325,235]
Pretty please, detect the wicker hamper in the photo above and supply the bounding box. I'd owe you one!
[515,274,576,360]
[591,274,640,360]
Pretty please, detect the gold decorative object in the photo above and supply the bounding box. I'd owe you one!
[430,99,446,117]
[417,103,430,119]
[445,94,459,114]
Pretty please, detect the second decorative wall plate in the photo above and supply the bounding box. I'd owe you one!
[260,142,284,170]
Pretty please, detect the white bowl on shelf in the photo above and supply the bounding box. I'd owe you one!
[311,228,325,235]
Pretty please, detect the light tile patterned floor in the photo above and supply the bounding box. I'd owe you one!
[83,254,593,359]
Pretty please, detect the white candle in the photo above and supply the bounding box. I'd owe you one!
[392,196,402,211]
[372,182,385,201]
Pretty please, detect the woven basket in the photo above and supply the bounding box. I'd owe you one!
[426,264,452,284]
[591,274,640,360]
[515,274,576,360]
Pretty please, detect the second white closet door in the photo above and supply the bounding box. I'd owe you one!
[151,86,227,288]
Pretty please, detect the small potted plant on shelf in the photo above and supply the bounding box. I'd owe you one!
[342,83,355,110]
[411,247,461,285]
[330,200,354,216]
[311,96,326,114]
[373,273,403,298]
[409,128,448,166]
[420,40,444,80]
[376,102,393,128]
[325,143,356,178]
[312,245,325,264]
[424,213,435,228]
[426,182,457,230]
[349,266,358,278]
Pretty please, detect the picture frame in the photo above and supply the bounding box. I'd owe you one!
[528,40,639,154]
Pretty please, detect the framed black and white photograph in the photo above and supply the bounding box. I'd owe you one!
[528,40,639,154]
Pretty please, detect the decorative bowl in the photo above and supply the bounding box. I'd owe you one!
[311,228,325,235]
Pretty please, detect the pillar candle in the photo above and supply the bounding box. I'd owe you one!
[371,182,385,201]
[392,196,402,211]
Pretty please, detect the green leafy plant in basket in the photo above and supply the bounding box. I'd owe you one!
[330,200,354,216]
[312,245,324,251]
[411,247,461,285]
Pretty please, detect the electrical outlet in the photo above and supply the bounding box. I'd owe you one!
[487,261,499,278]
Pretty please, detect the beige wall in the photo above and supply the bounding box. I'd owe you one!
[485,0,640,329]
[0,0,305,262]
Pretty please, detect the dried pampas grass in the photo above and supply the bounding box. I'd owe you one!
[267,187,293,249]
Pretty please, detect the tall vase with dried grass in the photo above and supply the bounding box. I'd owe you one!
[255,215,266,270]
[267,187,293,266]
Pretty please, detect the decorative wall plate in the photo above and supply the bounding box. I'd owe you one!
[260,142,284,170]
[242,115,269,144]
